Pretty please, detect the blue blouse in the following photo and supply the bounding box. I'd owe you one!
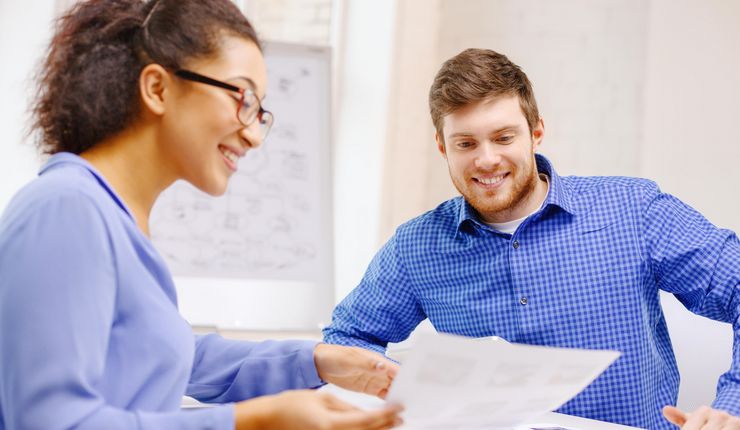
[0,153,323,429]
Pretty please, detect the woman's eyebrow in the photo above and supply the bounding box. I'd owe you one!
[228,76,257,90]
[229,76,267,100]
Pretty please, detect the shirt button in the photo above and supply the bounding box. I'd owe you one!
[519,297,528,305]
[512,240,520,249]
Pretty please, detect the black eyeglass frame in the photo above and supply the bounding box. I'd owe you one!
[174,69,273,137]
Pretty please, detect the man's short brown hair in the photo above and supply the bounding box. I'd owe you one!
[429,48,539,140]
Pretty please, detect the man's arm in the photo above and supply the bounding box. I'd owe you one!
[641,184,740,414]
[323,233,427,354]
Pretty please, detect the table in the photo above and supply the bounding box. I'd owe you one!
[522,411,644,430]
[322,384,645,430]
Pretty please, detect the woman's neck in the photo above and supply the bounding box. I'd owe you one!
[81,124,175,237]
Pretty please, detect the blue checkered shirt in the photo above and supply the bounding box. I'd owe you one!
[324,154,740,429]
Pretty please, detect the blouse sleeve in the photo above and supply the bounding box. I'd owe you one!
[188,334,324,403]
[0,191,233,430]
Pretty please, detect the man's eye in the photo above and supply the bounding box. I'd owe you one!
[457,141,474,149]
[497,135,514,144]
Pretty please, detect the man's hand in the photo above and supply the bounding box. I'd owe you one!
[664,405,740,429]
[314,343,399,399]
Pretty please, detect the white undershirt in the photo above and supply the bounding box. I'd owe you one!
[485,173,550,235]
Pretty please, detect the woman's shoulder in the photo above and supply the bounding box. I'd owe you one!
[0,160,113,233]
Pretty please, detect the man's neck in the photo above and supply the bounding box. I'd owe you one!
[483,173,549,224]
[484,173,549,230]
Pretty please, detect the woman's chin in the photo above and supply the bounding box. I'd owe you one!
[191,177,229,197]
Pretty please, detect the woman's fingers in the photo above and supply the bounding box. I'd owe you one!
[333,404,404,430]
[322,392,362,412]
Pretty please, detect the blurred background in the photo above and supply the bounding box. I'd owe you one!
[1,0,738,412]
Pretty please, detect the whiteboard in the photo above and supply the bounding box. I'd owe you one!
[150,42,333,330]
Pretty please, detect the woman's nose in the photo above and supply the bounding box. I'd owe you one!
[239,121,263,149]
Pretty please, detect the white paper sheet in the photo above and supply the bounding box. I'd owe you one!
[386,332,620,429]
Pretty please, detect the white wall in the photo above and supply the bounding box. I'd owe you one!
[245,0,334,46]
[435,0,649,179]
[643,0,740,233]
[0,1,55,209]
[332,0,397,301]
[378,0,443,242]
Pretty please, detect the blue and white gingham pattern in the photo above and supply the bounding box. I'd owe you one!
[324,154,740,430]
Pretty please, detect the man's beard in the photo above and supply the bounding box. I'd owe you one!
[450,156,539,221]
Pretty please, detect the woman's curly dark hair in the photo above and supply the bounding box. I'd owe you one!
[32,0,260,155]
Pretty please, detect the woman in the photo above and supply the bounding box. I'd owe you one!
[0,0,402,429]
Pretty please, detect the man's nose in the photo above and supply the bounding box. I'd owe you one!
[474,142,502,169]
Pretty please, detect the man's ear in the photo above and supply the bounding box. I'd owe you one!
[532,117,545,151]
[436,132,447,160]
[139,63,170,116]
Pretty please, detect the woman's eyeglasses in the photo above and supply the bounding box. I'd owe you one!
[174,69,274,140]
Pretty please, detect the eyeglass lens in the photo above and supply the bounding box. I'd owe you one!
[239,92,273,139]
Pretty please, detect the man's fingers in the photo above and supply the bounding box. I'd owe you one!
[663,405,688,426]
[689,407,740,430]
[703,413,730,430]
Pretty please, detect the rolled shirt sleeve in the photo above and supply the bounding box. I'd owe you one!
[323,234,426,354]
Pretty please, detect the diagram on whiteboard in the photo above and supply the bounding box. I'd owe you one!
[150,44,331,282]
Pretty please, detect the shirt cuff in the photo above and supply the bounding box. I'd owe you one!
[206,404,235,430]
[712,386,740,416]
[297,340,326,388]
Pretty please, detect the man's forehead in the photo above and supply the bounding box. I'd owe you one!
[443,96,526,135]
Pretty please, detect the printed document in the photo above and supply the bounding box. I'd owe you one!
[386,332,620,429]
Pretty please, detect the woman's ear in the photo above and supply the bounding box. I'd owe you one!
[138,63,170,116]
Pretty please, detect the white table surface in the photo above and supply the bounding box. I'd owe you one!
[522,411,644,430]
[321,384,645,430]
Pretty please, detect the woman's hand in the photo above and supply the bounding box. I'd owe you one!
[314,343,400,399]
[664,405,740,429]
[234,389,403,430]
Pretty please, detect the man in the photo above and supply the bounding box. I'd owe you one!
[323,48,740,430]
